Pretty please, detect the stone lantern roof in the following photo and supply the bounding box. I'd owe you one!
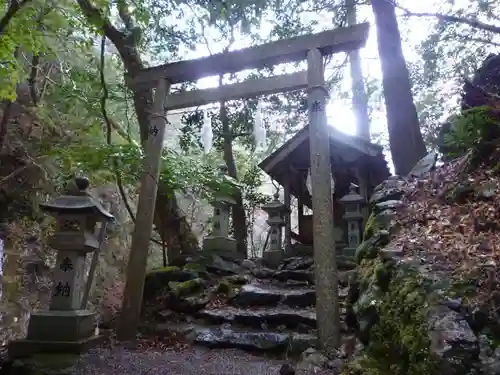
[262,192,286,213]
[339,183,365,204]
[39,177,114,221]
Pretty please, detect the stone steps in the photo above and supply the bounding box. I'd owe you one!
[229,283,348,308]
[230,284,315,307]
[197,306,348,331]
[197,306,317,329]
[269,269,355,287]
[149,322,317,355]
[194,327,316,354]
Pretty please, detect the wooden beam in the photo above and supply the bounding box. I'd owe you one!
[165,71,308,111]
[127,23,370,87]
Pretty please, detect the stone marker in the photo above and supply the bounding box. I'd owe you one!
[8,176,114,358]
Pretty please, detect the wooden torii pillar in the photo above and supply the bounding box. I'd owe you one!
[118,23,370,347]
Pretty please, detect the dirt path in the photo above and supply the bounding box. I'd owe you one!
[69,346,293,375]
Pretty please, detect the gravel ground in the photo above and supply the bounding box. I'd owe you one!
[69,346,293,375]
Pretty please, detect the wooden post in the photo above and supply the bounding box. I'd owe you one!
[283,172,292,253]
[298,183,304,237]
[116,78,171,341]
[307,48,340,353]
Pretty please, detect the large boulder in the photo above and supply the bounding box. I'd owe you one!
[462,53,500,111]
[143,266,198,302]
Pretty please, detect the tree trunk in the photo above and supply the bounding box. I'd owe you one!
[155,187,199,263]
[219,96,247,257]
[347,0,370,140]
[371,0,427,175]
[76,0,199,264]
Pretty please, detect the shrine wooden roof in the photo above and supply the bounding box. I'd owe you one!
[258,125,390,204]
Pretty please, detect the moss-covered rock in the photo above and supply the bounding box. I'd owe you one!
[215,280,233,295]
[225,274,251,285]
[143,266,198,301]
[168,278,204,297]
[346,253,482,375]
[363,212,378,241]
[370,186,404,207]
[183,263,210,279]
[355,230,390,265]
[345,262,439,375]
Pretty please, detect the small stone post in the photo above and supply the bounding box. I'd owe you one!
[262,192,286,268]
[339,183,365,257]
[203,164,238,257]
[8,177,114,358]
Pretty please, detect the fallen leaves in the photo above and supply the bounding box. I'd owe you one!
[391,151,500,309]
[136,332,191,352]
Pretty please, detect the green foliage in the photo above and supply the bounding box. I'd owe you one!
[443,106,499,157]
[412,0,500,150]
[46,141,239,199]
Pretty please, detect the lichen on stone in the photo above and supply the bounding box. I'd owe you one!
[152,266,181,273]
[169,278,204,297]
[215,279,233,294]
[362,212,380,242]
[345,265,438,375]
[355,230,390,265]
[183,263,210,278]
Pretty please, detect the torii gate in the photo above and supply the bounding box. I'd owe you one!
[119,22,370,350]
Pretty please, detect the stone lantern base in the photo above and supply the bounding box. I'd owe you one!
[262,249,284,269]
[203,236,241,258]
[8,310,106,359]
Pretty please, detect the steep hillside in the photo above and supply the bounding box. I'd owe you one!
[346,145,500,374]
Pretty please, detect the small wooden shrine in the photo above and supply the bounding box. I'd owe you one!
[259,125,390,255]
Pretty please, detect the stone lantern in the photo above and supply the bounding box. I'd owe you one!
[339,183,365,257]
[262,192,286,268]
[203,164,238,257]
[9,176,114,357]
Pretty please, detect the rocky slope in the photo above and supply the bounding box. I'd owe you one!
[344,150,500,375]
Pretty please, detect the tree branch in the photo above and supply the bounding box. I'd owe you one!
[0,0,32,35]
[392,0,500,35]
[28,54,39,105]
[443,35,500,48]
[27,5,54,106]
[98,34,163,247]
[99,35,136,224]
[76,0,151,143]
